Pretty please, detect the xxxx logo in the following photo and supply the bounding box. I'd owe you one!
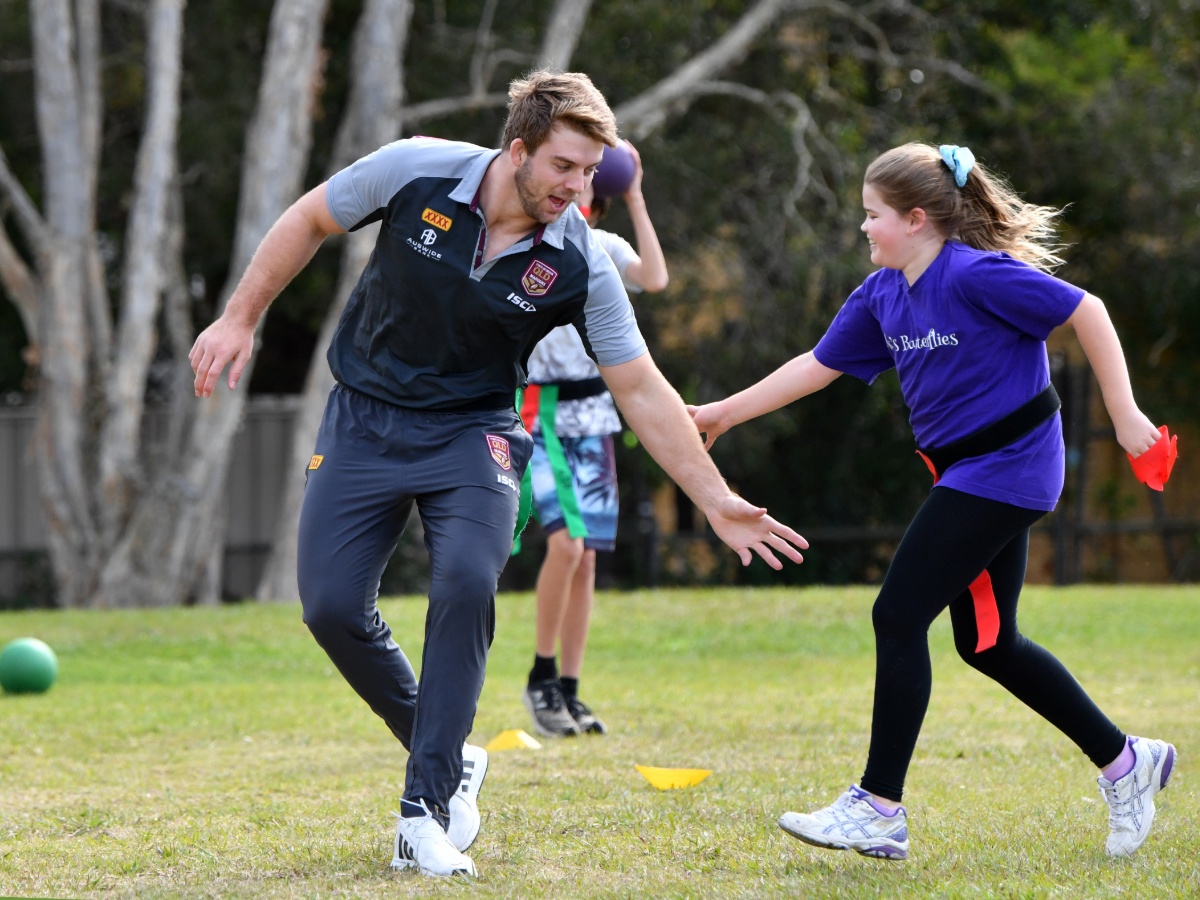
[421,208,452,231]
[308,454,324,470]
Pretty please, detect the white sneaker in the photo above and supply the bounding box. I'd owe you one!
[1099,736,1176,858]
[778,785,909,860]
[390,799,476,877]
[447,743,488,852]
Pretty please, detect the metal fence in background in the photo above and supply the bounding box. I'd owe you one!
[3,381,1197,607]
[0,397,302,605]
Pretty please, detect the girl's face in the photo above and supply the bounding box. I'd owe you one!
[860,183,911,270]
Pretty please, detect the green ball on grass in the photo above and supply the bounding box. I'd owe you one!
[0,637,59,694]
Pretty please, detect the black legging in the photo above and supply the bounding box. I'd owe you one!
[860,486,1127,802]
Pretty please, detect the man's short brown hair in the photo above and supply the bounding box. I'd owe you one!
[501,70,619,154]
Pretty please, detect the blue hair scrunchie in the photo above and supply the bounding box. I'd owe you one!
[938,144,975,188]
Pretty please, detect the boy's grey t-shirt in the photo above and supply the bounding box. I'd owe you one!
[324,137,646,411]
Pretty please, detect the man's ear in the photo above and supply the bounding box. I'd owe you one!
[509,138,528,167]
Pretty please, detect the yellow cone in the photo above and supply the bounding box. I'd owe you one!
[484,729,542,752]
[635,765,712,790]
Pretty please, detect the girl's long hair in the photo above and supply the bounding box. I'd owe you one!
[865,142,1067,272]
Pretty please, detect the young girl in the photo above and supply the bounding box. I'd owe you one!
[689,142,1176,860]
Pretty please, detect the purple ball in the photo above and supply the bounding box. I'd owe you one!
[591,142,636,198]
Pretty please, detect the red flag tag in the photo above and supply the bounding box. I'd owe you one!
[1127,425,1178,491]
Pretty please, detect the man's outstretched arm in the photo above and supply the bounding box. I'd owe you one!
[599,353,808,569]
[190,184,344,398]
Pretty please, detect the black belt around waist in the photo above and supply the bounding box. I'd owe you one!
[533,376,609,402]
[916,383,1061,479]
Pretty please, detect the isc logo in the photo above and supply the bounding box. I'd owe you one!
[496,473,518,491]
[506,292,537,312]
[504,294,537,314]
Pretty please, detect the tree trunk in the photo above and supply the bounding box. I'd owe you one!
[98,0,183,548]
[90,0,330,608]
[6,0,330,607]
[29,0,105,605]
[256,0,412,602]
[536,0,593,70]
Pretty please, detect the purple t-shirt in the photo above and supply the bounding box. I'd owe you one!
[814,241,1085,511]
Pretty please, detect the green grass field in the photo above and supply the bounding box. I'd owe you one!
[1,585,1196,899]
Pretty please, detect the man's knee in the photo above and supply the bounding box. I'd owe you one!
[301,580,377,647]
[429,556,499,610]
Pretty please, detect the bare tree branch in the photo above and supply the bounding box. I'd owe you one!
[0,222,39,341]
[29,0,89,232]
[329,0,411,172]
[0,145,49,256]
[402,92,510,128]
[615,0,807,138]
[159,179,195,463]
[815,0,900,66]
[676,80,836,228]
[830,43,1013,109]
[224,0,330,281]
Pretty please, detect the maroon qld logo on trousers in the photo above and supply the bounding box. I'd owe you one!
[486,434,511,470]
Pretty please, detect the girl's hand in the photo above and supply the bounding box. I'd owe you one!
[1115,409,1164,458]
[687,402,730,451]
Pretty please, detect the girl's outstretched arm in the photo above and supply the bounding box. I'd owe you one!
[688,351,841,450]
[1065,293,1161,456]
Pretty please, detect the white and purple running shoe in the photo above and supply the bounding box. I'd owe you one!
[778,785,909,860]
[1099,736,1177,858]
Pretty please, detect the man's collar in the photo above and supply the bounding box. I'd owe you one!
[449,148,502,208]
[451,147,567,250]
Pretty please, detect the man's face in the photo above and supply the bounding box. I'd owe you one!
[513,124,604,224]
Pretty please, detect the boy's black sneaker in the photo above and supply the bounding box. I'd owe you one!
[566,695,607,735]
[522,678,581,737]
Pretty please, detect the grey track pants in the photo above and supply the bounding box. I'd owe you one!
[297,384,532,823]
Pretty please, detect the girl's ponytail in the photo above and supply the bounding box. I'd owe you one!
[866,143,1067,272]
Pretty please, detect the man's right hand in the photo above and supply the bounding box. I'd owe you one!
[189,316,255,398]
[704,493,808,569]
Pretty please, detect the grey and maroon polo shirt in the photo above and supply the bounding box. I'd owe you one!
[324,137,646,411]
